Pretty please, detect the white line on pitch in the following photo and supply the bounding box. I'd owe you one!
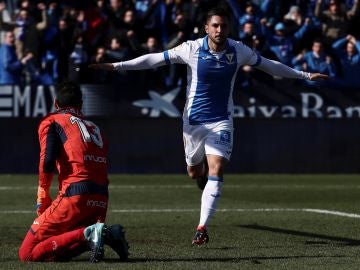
[3,208,360,218]
[1,185,360,190]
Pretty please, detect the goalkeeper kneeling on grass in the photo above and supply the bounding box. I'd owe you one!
[18,81,129,262]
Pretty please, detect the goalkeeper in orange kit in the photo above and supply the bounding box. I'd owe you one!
[18,81,129,262]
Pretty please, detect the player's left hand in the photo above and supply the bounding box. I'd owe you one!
[36,185,52,216]
[36,196,52,216]
[309,73,329,81]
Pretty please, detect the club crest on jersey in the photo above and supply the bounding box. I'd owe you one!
[225,53,234,64]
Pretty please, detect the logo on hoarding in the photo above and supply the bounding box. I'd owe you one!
[132,87,181,117]
[0,85,56,117]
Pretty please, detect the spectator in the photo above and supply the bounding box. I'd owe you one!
[0,30,32,85]
[88,46,111,83]
[68,33,88,82]
[284,5,304,32]
[0,1,11,44]
[53,17,73,82]
[134,0,168,45]
[42,1,61,48]
[186,0,221,40]
[292,38,337,87]
[105,36,131,62]
[226,0,263,39]
[121,5,160,45]
[238,34,277,88]
[71,9,88,43]
[165,11,189,49]
[259,0,283,27]
[239,21,257,46]
[106,0,128,39]
[332,34,360,87]
[142,36,167,90]
[38,49,58,85]
[314,0,360,45]
[13,3,48,63]
[84,1,108,49]
[163,10,189,89]
[261,18,312,65]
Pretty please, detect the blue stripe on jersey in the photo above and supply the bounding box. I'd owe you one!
[208,176,223,182]
[250,52,262,67]
[163,51,171,65]
[189,36,237,125]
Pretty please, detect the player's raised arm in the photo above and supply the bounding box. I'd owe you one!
[88,52,167,72]
[255,56,329,81]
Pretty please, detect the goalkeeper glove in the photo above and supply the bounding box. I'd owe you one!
[36,186,52,216]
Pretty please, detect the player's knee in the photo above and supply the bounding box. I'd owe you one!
[187,166,202,179]
[19,231,36,262]
[18,247,30,262]
[208,163,224,176]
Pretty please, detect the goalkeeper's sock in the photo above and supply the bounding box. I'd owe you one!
[198,176,223,228]
[28,227,87,261]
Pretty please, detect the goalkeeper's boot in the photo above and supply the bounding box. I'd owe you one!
[192,226,209,246]
[104,224,130,261]
[196,158,208,190]
[84,223,106,263]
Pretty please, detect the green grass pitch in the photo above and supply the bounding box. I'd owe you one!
[1,174,360,269]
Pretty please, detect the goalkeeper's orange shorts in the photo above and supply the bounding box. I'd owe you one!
[30,192,108,241]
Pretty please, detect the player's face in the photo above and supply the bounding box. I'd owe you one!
[205,15,229,47]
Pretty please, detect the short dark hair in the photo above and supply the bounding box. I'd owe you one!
[56,81,82,108]
[313,38,323,45]
[206,6,230,23]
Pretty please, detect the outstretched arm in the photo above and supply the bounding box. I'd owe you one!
[89,53,167,71]
[256,56,329,81]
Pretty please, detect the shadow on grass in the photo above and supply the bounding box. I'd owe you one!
[239,224,360,246]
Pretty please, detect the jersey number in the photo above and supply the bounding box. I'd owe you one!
[70,116,103,148]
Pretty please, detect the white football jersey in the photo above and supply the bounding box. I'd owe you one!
[164,36,261,125]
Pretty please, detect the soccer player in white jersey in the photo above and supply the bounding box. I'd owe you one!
[89,7,328,246]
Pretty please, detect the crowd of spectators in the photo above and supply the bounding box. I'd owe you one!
[0,0,360,89]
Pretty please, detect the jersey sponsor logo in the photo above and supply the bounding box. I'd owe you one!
[86,200,107,208]
[133,87,181,117]
[83,155,107,163]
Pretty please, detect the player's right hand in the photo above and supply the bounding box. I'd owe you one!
[309,73,329,81]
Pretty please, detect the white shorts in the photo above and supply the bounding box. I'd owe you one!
[183,120,233,166]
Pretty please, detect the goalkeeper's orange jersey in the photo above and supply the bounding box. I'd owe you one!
[38,107,109,194]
